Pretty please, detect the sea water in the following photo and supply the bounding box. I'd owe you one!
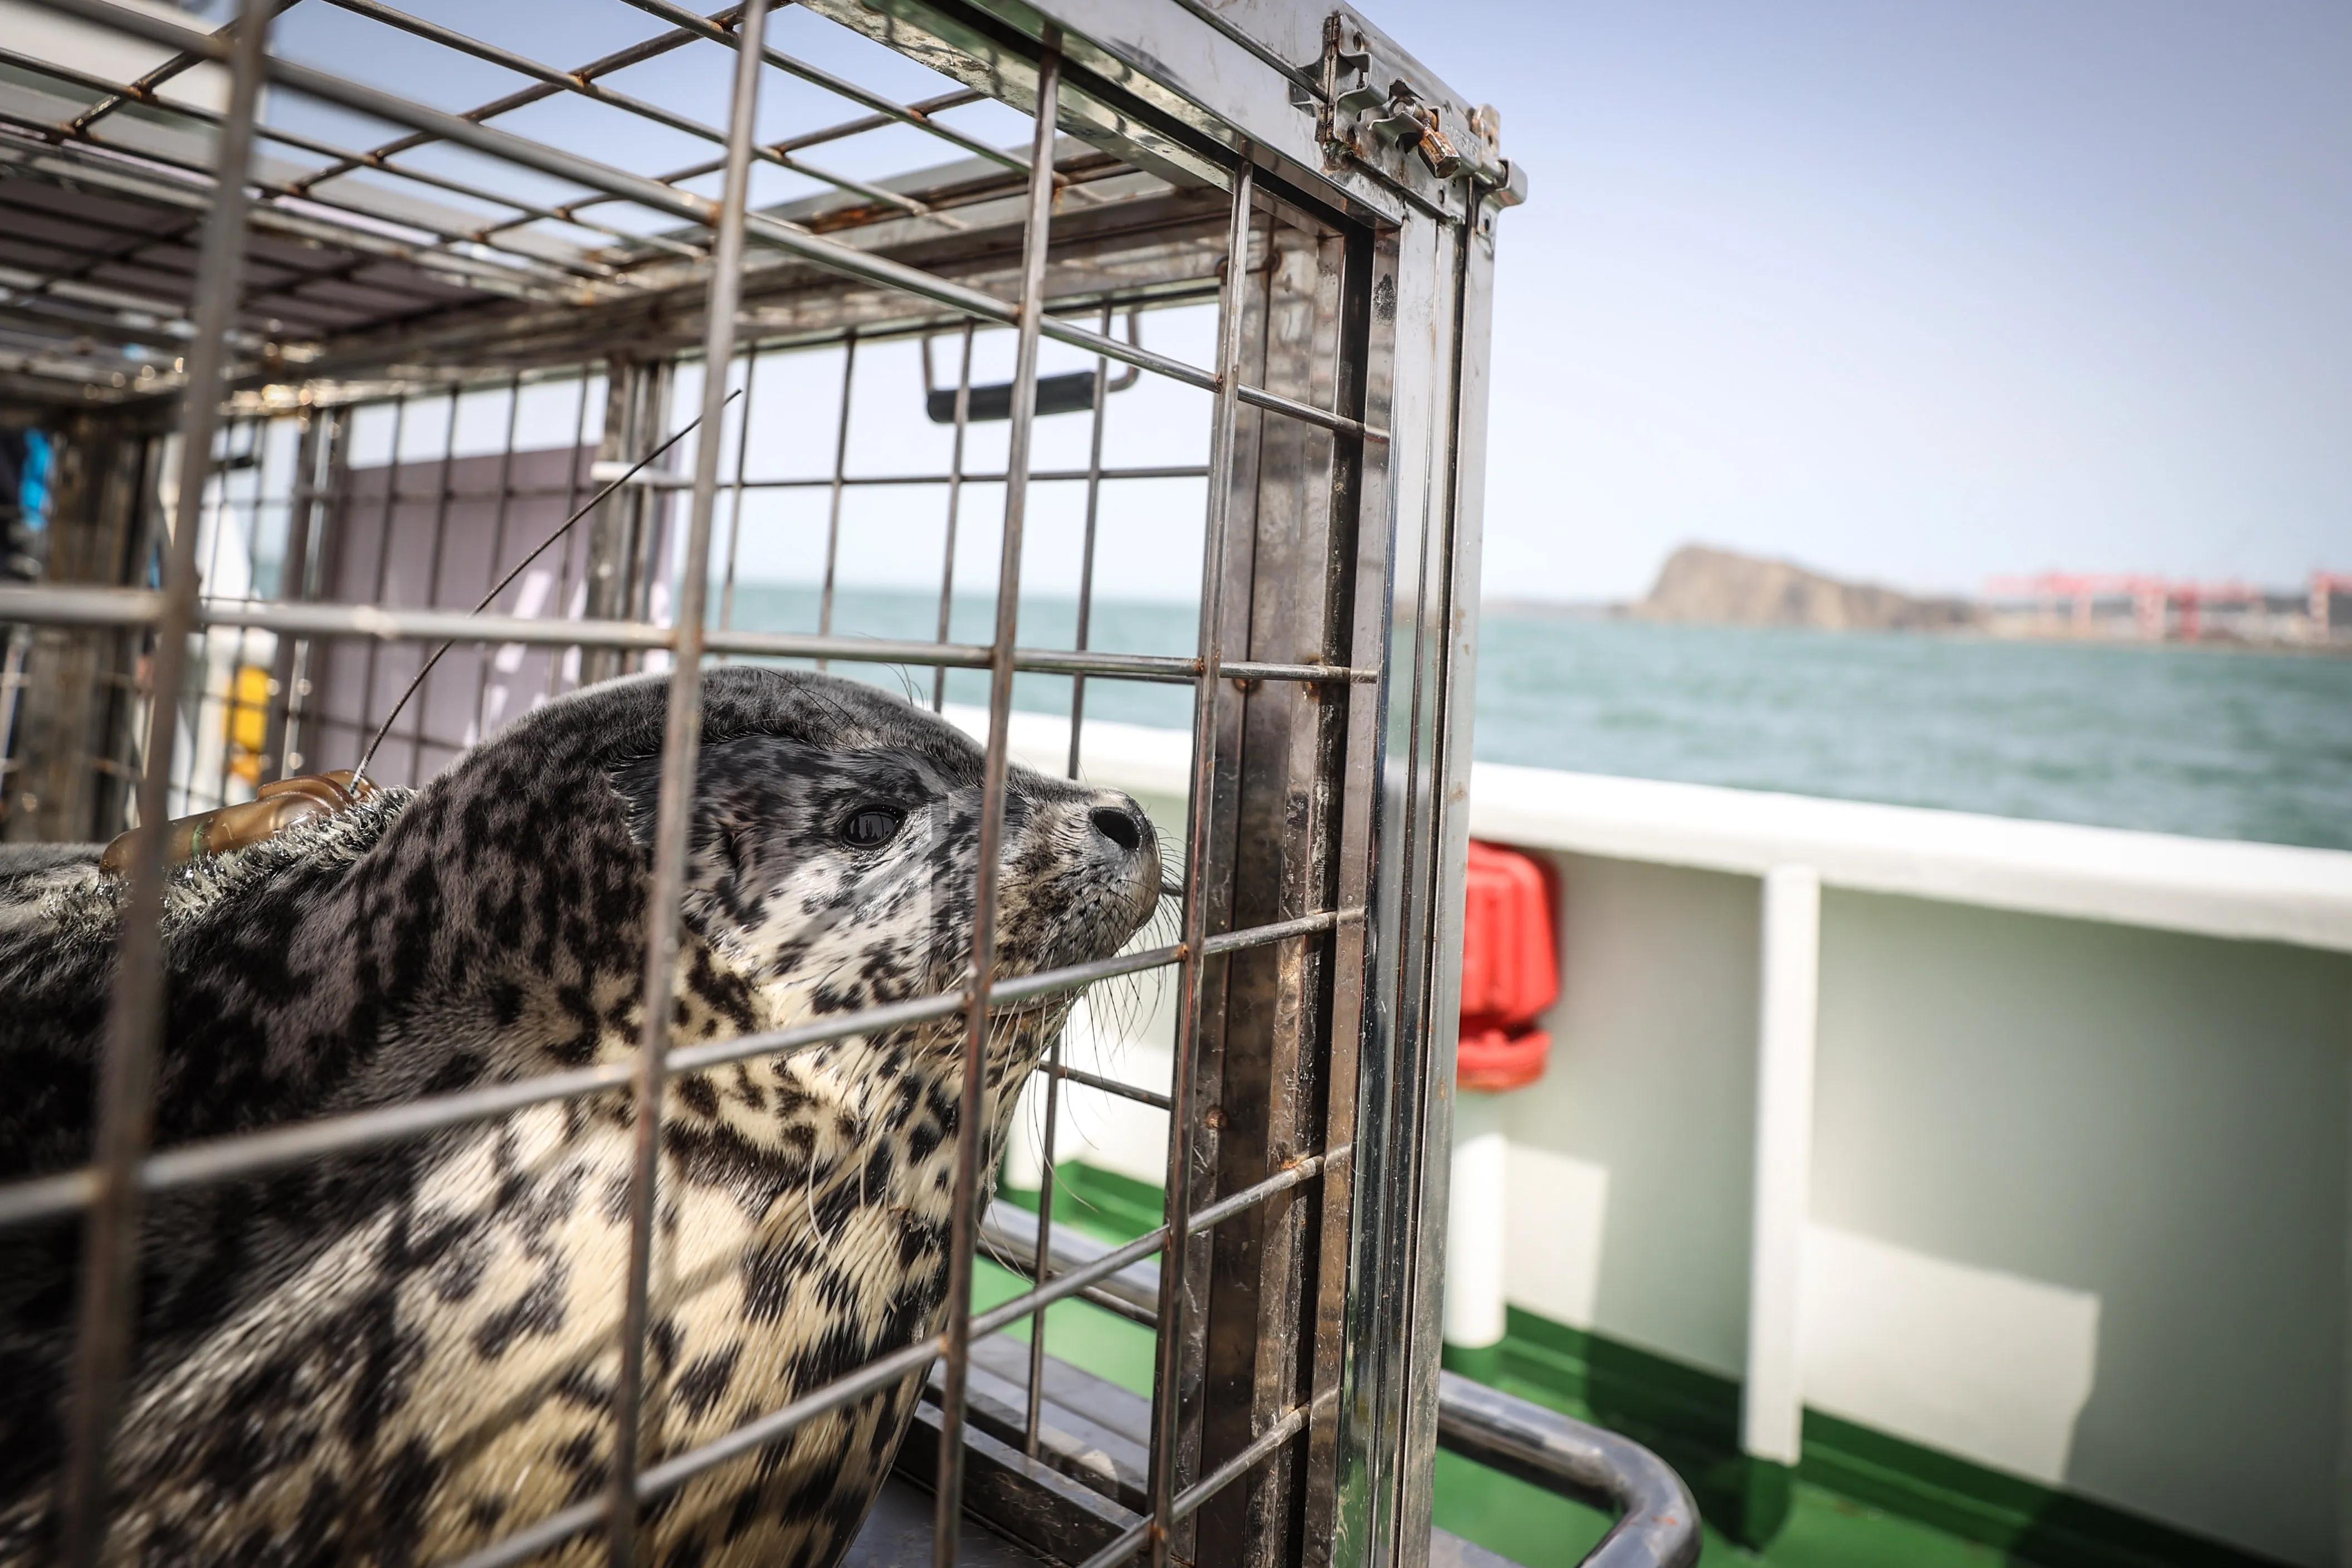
[725,584,2352,853]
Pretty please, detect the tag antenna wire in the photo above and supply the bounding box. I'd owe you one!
[349,387,744,791]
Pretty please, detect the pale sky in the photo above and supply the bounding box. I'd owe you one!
[244,0,2350,604]
[1408,2,2352,600]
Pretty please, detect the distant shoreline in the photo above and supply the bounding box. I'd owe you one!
[1480,544,2349,656]
[1478,597,1620,622]
[1473,605,2352,658]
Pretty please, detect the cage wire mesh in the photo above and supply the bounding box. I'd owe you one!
[0,0,1521,1564]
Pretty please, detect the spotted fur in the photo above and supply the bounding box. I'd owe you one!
[0,667,1162,1567]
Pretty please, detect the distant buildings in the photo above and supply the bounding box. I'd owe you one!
[1981,571,2351,647]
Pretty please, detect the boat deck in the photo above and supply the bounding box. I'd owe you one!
[973,1223,2034,1568]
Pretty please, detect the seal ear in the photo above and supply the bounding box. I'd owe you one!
[601,749,673,850]
[602,732,835,864]
[602,739,780,934]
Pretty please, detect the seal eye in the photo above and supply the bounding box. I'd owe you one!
[839,805,905,849]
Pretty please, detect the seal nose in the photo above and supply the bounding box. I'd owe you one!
[1089,805,1144,855]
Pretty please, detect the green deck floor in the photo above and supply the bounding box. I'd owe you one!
[971,1253,1158,1394]
[972,1203,2013,1568]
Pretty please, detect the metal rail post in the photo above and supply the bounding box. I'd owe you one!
[1738,863,1821,1545]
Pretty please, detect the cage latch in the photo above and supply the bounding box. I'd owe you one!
[1299,14,1523,206]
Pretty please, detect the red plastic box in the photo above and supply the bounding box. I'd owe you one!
[1460,839,1560,1032]
[1458,1024,1551,1093]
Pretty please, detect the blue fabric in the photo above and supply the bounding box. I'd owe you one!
[17,431,50,533]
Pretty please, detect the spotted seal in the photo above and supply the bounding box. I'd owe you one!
[0,666,1163,1566]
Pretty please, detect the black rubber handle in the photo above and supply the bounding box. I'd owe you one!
[925,369,1102,424]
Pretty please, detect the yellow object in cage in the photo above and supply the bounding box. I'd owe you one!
[227,664,270,784]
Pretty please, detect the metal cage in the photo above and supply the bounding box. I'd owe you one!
[0,1,1565,1564]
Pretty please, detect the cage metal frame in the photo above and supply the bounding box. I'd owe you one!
[0,0,1526,1565]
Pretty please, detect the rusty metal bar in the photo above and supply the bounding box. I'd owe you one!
[200,413,267,813]
[611,0,1033,175]
[1064,301,1118,778]
[716,349,762,641]
[1047,1058,1173,1112]
[603,6,770,1556]
[0,43,676,282]
[53,5,272,1562]
[930,321,975,711]
[353,392,407,778]
[467,373,526,740]
[931,34,1062,1567]
[1238,381,1384,442]
[601,87,992,214]
[815,330,858,667]
[67,0,301,136]
[0,587,1377,685]
[1030,301,1116,1453]
[598,467,1208,493]
[736,464,1211,490]
[320,0,939,221]
[1144,148,1255,1568]
[406,389,462,773]
[1024,1029,1068,1455]
[546,372,597,704]
[1082,1402,1315,1568]
[981,1203,1161,1328]
[258,408,330,784]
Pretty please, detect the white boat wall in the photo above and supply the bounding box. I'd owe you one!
[965,706,2352,1568]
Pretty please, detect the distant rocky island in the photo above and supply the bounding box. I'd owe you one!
[1485,545,1979,632]
[1629,545,1979,632]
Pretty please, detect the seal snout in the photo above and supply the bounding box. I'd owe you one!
[1058,786,1162,946]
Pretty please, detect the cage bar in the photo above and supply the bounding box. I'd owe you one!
[929,33,1066,1566]
[605,9,774,1562]
[51,9,271,1564]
